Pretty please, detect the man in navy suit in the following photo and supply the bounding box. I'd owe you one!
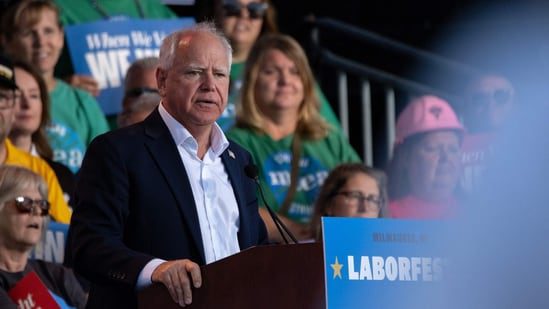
[67,22,268,308]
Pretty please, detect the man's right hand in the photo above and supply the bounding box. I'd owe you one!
[151,259,202,307]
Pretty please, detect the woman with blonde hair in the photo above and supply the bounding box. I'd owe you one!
[0,165,85,308]
[212,0,340,131]
[227,34,360,242]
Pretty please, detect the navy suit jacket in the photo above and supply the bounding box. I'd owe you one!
[67,110,268,308]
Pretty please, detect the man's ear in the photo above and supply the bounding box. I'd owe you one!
[156,68,167,97]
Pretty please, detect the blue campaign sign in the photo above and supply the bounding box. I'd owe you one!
[65,18,195,115]
[322,218,446,309]
[30,222,69,264]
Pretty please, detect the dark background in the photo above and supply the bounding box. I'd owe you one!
[178,0,549,166]
[185,0,549,71]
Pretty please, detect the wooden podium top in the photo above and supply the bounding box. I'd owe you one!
[139,242,325,309]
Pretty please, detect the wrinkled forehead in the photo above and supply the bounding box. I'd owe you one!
[176,33,194,50]
[175,32,229,68]
[176,32,220,54]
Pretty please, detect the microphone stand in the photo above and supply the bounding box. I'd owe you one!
[254,178,299,244]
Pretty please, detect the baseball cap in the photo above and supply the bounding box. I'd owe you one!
[0,54,17,90]
[395,95,464,144]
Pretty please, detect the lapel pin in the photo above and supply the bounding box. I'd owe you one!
[228,150,236,159]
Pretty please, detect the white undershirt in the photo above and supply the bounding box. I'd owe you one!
[136,104,240,289]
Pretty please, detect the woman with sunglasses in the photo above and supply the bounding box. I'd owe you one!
[213,0,341,131]
[0,165,86,308]
[227,34,360,242]
[387,95,465,219]
[309,163,388,241]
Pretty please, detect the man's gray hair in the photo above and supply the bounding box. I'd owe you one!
[158,21,232,71]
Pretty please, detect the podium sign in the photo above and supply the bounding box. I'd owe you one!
[322,218,445,308]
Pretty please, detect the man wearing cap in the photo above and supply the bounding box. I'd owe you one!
[387,95,465,219]
[0,54,71,223]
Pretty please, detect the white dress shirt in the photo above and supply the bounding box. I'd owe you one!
[136,104,241,289]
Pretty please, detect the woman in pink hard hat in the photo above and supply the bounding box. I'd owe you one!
[387,95,465,219]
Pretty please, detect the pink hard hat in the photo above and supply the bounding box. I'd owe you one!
[395,95,465,144]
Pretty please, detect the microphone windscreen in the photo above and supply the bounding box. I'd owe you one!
[244,164,259,179]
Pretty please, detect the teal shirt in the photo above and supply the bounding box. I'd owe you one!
[54,0,176,25]
[218,61,342,132]
[227,127,360,224]
[48,79,110,172]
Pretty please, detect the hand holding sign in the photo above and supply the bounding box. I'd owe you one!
[8,271,60,309]
[64,74,101,97]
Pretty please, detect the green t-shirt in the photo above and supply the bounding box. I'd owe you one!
[227,127,361,224]
[48,79,110,172]
[218,61,342,132]
[54,0,176,25]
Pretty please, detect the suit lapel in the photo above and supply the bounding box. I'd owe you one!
[221,147,251,248]
[143,110,206,263]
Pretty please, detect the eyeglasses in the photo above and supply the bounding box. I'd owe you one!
[0,90,20,110]
[334,191,382,213]
[11,196,50,216]
[222,1,268,19]
[124,87,158,99]
[470,89,513,106]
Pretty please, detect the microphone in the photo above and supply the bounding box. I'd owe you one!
[244,164,298,244]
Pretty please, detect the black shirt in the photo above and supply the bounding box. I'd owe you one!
[0,259,86,308]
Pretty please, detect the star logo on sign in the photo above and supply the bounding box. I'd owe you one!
[331,256,343,279]
[429,106,443,119]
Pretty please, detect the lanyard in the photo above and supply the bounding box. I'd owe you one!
[90,0,145,19]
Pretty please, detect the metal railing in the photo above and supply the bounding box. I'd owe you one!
[307,17,480,166]
[310,18,480,77]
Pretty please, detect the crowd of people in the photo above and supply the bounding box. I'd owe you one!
[0,0,518,308]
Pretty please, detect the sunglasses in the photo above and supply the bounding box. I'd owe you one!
[222,2,268,19]
[12,196,50,216]
[124,87,158,98]
[470,89,513,106]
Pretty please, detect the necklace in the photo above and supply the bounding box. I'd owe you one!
[90,0,145,19]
